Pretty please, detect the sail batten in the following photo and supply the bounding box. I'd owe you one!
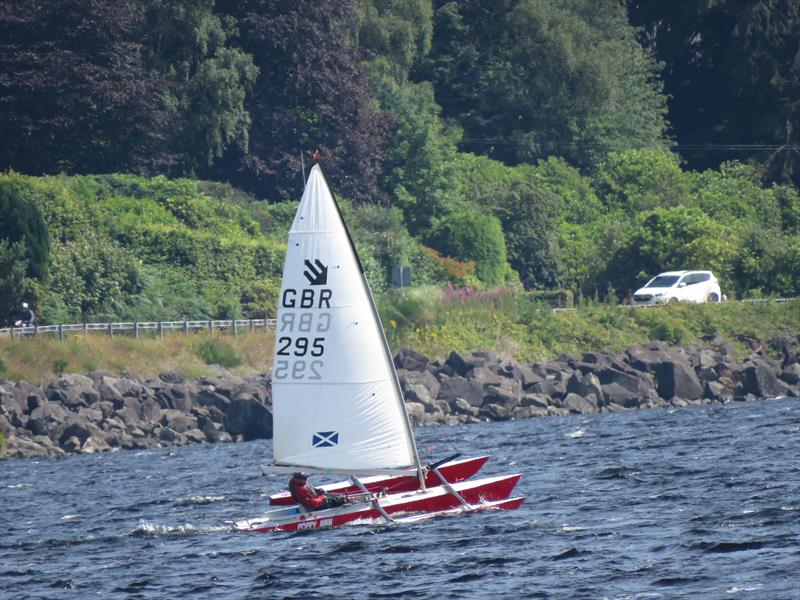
[271,164,418,473]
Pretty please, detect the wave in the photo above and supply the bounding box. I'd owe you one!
[173,495,228,507]
[129,520,229,537]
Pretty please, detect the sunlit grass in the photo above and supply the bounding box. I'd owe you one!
[0,295,796,383]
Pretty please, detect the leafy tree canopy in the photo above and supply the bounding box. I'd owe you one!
[0,0,168,174]
[357,0,433,83]
[419,0,669,169]
[0,180,50,280]
[214,0,392,203]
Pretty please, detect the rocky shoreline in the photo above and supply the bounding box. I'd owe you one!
[1,335,798,460]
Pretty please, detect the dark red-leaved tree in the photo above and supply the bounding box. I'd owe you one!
[0,0,169,175]
[216,0,393,203]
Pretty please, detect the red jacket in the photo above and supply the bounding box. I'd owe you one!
[289,477,325,510]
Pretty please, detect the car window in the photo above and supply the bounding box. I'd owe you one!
[645,275,680,288]
[695,273,710,282]
[682,274,697,285]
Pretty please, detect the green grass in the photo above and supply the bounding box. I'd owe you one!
[0,294,796,383]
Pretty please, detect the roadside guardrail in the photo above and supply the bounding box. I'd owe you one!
[0,319,278,340]
[1,296,796,339]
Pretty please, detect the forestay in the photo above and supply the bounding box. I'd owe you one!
[269,165,419,475]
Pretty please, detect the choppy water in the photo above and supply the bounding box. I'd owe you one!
[1,399,798,599]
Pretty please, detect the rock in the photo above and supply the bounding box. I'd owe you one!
[656,360,703,400]
[520,393,550,409]
[61,436,82,453]
[98,379,124,405]
[601,383,640,408]
[436,375,484,408]
[59,422,100,447]
[449,398,479,417]
[115,397,143,425]
[224,398,272,440]
[482,385,520,410]
[445,351,491,376]
[499,361,543,389]
[184,428,206,444]
[196,389,231,411]
[82,435,111,453]
[27,401,69,437]
[741,358,785,398]
[562,393,599,414]
[394,348,429,371]
[566,372,604,405]
[780,362,800,385]
[140,398,162,424]
[469,366,505,388]
[161,410,197,433]
[405,401,427,425]
[159,371,185,384]
[398,369,441,405]
[479,402,512,421]
[704,381,731,402]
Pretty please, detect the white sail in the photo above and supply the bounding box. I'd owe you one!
[270,165,418,474]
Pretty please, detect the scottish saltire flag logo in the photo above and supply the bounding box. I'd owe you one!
[312,431,339,448]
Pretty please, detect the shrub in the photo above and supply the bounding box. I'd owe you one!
[427,211,508,285]
[197,337,242,368]
[52,358,68,375]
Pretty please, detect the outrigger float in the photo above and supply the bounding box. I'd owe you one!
[231,164,523,533]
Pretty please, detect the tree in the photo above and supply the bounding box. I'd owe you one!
[140,0,258,174]
[215,0,393,203]
[356,0,433,83]
[375,78,462,235]
[0,180,50,280]
[492,182,562,290]
[0,0,169,175]
[594,149,692,214]
[418,0,670,169]
[0,240,28,324]
[629,0,800,187]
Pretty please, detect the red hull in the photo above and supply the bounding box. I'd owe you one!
[237,473,521,533]
[268,455,490,506]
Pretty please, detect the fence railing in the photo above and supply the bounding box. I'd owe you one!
[1,296,796,339]
[0,319,277,340]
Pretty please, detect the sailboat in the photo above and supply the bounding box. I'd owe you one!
[232,164,523,533]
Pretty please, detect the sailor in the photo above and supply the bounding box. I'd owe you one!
[288,473,347,511]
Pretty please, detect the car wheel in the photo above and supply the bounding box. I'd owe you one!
[707,292,719,302]
[669,297,679,304]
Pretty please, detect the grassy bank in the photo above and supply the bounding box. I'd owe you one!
[1,291,796,384]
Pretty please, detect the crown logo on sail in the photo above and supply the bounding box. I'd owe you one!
[304,259,328,285]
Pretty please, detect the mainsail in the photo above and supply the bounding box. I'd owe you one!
[270,165,420,474]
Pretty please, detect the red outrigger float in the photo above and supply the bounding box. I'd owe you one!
[230,164,523,533]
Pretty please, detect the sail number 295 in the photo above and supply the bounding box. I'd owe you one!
[274,336,325,380]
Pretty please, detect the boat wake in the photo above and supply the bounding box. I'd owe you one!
[129,520,229,538]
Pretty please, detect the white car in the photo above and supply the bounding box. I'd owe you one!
[632,270,723,306]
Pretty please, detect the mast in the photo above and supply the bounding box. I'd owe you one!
[317,164,425,487]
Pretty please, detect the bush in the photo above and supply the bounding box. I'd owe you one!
[427,211,509,285]
[52,357,68,375]
[197,337,242,368]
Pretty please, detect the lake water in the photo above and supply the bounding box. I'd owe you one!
[1,398,798,599]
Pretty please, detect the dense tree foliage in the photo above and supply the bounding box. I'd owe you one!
[357,0,433,83]
[0,0,168,174]
[418,0,670,168]
[629,0,800,187]
[140,0,258,174]
[0,0,798,319]
[214,0,392,202]
[0,181,50,280]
